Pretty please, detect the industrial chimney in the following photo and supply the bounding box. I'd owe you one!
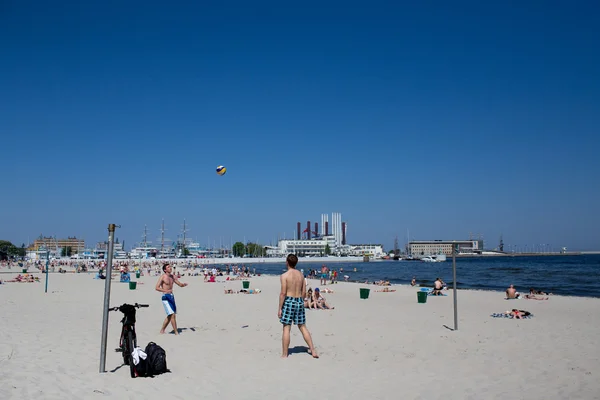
[342,222,346,245]
[307,221,311,240]
[297,222,301,241]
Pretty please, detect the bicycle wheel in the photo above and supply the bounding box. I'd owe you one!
[127,331,136,378]
[120,329,129,365]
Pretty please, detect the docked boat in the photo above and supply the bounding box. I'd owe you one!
[421,254,447,262]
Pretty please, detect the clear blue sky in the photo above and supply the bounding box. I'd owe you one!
[1,1,599,251]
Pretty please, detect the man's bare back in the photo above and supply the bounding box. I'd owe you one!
[281,268,305,298]
[278,254,318,359]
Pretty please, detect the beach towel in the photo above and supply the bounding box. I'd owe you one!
[131,347,147,366]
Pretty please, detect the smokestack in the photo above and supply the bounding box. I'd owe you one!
[315,223,319,238]
[307,221,311,240]
[342,222,346,245]
[325,221,329,236]
[297,222,301,241]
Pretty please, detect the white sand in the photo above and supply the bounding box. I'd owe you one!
[0,271,598,400]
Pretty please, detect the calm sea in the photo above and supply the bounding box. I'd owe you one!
[246,255,600,298]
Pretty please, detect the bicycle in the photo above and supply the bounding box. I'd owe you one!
[109,302,149,378]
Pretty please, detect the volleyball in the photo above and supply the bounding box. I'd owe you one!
[216,165,227,176]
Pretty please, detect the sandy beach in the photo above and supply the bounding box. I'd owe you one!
[1,270,599,400]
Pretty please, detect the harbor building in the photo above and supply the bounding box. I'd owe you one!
[408,240,484,256]
[348,244,385,258]
[31,236,85,253]
[268,236,338,257]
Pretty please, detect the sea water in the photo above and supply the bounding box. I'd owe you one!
[248,254,600,298]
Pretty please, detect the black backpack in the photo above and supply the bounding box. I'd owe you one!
[144,342,169,376]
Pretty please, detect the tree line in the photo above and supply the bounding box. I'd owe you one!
[0,240,26,260]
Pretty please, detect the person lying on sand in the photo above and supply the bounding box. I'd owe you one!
[374,280,391,286]
[376,287,396,292]
[524,294,549,300]
[509,309,531,319]
[225,288,261,294]
[529,288,552,295]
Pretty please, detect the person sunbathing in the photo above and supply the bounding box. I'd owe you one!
[506,284,520,299]
[432,278,444,295]
[529,288,552,295]
[376,287,396,292]
[524,294,549,300]
[510,309,531,319]
[240,289,261,294]
[304,288,315,309]
[313,288,334,309]
[374,280,391,286]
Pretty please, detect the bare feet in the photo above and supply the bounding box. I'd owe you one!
[159,330,165,334]
[308,349,319,358]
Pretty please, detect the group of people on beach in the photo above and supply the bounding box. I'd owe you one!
[1,273,40,283]
[506,284,551,300]
[151,254,320,358]
[303,287,334,309]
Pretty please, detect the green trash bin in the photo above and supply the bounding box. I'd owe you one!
[136,271,141,279]
[22,269,28,273]
[242,281,250,289]
[129,281,137,290]
[360,288,370,299]
[417,291,428,303]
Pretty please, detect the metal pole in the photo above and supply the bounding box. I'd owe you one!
[44,247,49,293]
[452,245,458,331]
[99,223,117,373]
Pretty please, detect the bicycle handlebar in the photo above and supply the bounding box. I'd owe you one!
[109,303,150,312]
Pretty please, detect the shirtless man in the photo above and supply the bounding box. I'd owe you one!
[278,254,318,359]
[156,263,188,335]
[320,264,328,286]
[506,284,519,299]
[433,277,444,295]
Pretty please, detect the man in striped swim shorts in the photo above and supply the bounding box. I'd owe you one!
[278,254,318,358]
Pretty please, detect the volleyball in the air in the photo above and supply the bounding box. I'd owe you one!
[216,165,227,176]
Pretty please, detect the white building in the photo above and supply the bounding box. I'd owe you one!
[265,236,340,257]
[265,237,385,259]
[348,244,385,258]
[409,240,484,256]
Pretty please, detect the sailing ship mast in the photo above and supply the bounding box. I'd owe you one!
[160,219,166,255]
[180,219,189,256]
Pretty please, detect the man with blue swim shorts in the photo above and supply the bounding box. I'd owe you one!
[278,254,318,358]
[156,264,188,335]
